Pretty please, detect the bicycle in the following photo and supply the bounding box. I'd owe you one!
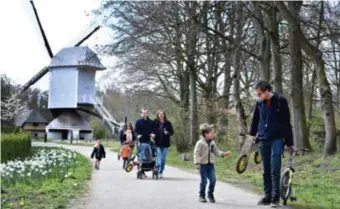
[236,134,262,174]
[280,148,310,205]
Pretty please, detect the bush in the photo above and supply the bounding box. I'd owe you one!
[1,125,19,134]
[90,120,110,139]
[1,133,32,163]
[170,110,191,153]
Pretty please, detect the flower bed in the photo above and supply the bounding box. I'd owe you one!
[1,147,91,209]
[1,147,76,186]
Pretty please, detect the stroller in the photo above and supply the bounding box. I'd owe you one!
[134,140,159,180]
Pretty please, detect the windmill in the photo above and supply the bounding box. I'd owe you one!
[18,0,120,140]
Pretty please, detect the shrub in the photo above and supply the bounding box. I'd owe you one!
[1,133,32,163]
[90,120,110,139]
[1,125,19,134]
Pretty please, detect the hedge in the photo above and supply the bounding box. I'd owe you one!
[1,133,32,163]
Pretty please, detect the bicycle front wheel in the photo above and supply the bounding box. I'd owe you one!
[280,169,292,203]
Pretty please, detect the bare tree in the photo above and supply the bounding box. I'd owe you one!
[252,2,271,82]
[276,1,337,156]
[232,2,248,150]
[287,1,311,149]
[268,4,283,94]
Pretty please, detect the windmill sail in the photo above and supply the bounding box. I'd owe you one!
[20,1,101,92]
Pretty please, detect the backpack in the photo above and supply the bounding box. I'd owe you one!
[139,143,153,162]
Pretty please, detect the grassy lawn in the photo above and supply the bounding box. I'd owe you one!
[108,140,339,209]
[1,147,92,209]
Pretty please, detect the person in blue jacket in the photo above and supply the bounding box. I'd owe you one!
[154,109,174,178]
[249,80,295,208]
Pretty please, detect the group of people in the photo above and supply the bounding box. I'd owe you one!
[118,108,174,178]
[90,80,295,208]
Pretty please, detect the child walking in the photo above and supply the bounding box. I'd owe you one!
[194,123,229,203]
[91,139,106,170]
[120,142,132,169]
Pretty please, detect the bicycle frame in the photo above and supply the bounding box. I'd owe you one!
[281,148,310,205]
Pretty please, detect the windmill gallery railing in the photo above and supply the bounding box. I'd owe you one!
[91,97,120,135]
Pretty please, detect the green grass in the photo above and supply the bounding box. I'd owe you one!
[1,149,92,209]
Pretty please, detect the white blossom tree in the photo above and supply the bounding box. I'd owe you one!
[1,95,27,122]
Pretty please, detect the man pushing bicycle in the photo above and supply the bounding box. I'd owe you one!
[249,81,295,208]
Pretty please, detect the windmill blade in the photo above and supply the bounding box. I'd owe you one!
[30,0,53,58]
[67,15,102,47]
[19,9,102,93]
[20,66,48,92]
[75,25,100,47]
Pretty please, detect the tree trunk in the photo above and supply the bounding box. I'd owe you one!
[216,2,231,134]
[253,2,271,82]
[276,1,337,156]
[190,70,198,146]
[186,1,199,146]
[269,7,283,94]
[177,14,190,118]
[288,1,311,149]
[307,68,317,132]
[331,41,340,109]
[202,1,217,125]
[220,63,231,126]
[233,2,247,150]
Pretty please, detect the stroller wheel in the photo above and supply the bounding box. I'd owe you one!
[137,171,142,179]
[153,170,159,180]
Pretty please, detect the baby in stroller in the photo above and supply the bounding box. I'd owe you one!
[135,141,159,180]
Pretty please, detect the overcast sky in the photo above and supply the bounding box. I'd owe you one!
[0,0,115,91]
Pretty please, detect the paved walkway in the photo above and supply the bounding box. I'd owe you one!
[34,142,288,209]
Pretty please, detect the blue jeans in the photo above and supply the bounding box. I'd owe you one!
[199,164,216,197]
[156,147,168,174]
[260,139,283,201]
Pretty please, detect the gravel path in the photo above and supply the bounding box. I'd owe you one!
[34,142,289,209]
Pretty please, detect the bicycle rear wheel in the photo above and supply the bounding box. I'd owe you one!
[254,151,262,164]
[236,154,248,174]
[280,169,292,205]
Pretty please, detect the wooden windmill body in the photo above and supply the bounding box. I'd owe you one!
[19,1,119,140]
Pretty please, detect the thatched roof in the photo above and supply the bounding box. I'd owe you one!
[15,109,53,127]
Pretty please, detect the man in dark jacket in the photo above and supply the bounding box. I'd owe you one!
[134,108,156,177]
[249,81,295,208]
[135,108,156,144]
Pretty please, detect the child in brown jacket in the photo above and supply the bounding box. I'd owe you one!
[194,123,229,203]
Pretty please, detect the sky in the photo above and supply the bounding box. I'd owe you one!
[0,0,116,91]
